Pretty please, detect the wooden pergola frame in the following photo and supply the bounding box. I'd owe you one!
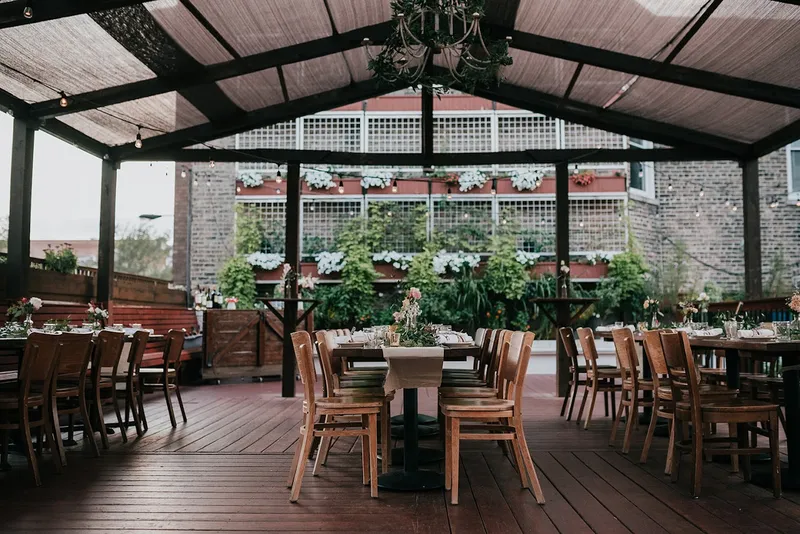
[1,0,794,397]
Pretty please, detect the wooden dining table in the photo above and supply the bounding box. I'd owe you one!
[330,346,479,491]
[600,330,800,490]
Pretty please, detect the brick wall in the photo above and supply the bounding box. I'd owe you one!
[628,149,800,294]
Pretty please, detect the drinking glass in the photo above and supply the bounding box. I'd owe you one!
[723,320,739,339]
[774,321,790,340]
[614,322,624,329]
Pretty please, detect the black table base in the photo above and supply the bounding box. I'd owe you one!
[750,467,800,491]
[391,446,443,465]
[378,469,444,491]
[391,424,438,439]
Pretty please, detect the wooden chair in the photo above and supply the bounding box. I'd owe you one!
[640,330,737,473]
[609,329,654,453]
[315,330,392,474]
[139,330,187,428]
[558,327,616,421]
[660,331,781,498]
[123,330,151,437]
[0,333,62,486]
[441,327,489,380]
[320,330,384,388]
[287,331,381,502]
[88,330,127,448]
[575,328,622,429]
[50,333,96,464]
[439,329,507,399]
[440,331,545,505]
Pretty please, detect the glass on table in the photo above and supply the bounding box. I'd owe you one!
[613,321,624,329]
[774,321,791,340]
[723,320,739,339]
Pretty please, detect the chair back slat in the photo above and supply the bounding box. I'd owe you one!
[126,330,151,377]
[474,328,486,348]
[659,331,692,403]
[498,331,535,407]
[19,333,61,399]
[558,327,580,370]
[162,330,186,365]
[55,333,94,377]
[576,327,601,375]
[291,331,316,405]
[95,330,126,374]
[314,330,339,395]
[487,329,511,388]
[475,328,493,379]
[611,329,639,384]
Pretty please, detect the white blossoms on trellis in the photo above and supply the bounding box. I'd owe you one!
[457,170,488,192]
[360,172,393,190]
[316,251,346,274]
[433,251,481,275]
[584,251,615,265]
[372,251,413,271]
[246,252,284,271]
[303,168,335,190]
[509,169,544,191]
[515,250,541,267]
[240,172,264,188]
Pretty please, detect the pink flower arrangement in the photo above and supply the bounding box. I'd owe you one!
[225,297,239,304]
[788,292,800,315]
[409,287,422,300]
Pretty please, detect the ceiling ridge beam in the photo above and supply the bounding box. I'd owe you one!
[749,119,800,158]
[488,24,800,109]
[29,21,392,119]
[123,147,736,165]
[110,79,402,161]
[468,79,749,157]
[0,0,149,29]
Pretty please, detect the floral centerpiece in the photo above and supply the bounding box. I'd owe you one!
[225,297,238,310]
[86,301,109,327]
[7,296,43,328]
[696,291,710,322]
[392,288,437,347]
[642,298,663,330]
[678,301,699,324]
[788,291,800,319]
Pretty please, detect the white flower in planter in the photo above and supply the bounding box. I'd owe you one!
[316,251,346,274]
[515,251,541,267]
[509,169,544,191]
[457,170,488,192]
[432,251,481,275]
[585,251,615,265]
[372,251,412,271]
[360,172,393,190]
[246,252,284,271]
[303,168,335,190]
[239,172,264,188]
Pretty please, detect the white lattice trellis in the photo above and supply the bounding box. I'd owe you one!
[366,198,428,253]
[497,114,558,150]
[434,114,492,153]
[303,115,362,152]
[302,198,364,253]
[367,115,421,153]
[237,200,287,253]
[498,198,557,253]
[236,122,296,174]
[562,122,625,149]
[569,197,626,252]
[432,198,494,252]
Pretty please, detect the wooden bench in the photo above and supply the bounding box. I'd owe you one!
[109,304,201,367]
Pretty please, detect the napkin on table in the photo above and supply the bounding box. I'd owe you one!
[738,329,775,338]
[692,328,723,337]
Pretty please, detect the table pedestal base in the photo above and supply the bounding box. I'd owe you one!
[750,467,800,491]
[391,447,443,465]
[391,424,438,439]
[378,469,444,491]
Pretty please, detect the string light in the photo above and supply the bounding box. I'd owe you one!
[540,217,546,225]
[309,202,315,212]
[694,208,700,217]
[134,126,143,149]
[192,178,198,186]
[491,178,497,195]
[463,213,470,219]
[572,164,579,175]
[501,218,507,225]
[23,2,32,19]
[732,204,738,212]
[276,188,281,194]
[667,181,673,192]
[392,179,398,193]
[180,168,187,179]
[579,220,584,228]
[724,199,731,207]
[236,186,241,193]
[796,199,800,208]
[338,180,345,194]
[276,171,282,184]
[387,210,393,217]
[209,160,215,168]
[698,186,704,198]
[58,91,68,108]
[206,178,211,186]
[446,187,452,200]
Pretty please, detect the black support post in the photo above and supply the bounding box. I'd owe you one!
[555,162,571,397]
[6,118,35,300]
[421,88,434,170]
[97,160,118,305]
[742,158,762,299]
[282,161,301,397]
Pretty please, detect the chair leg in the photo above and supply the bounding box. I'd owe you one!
[67,413,74,443]
[360,415,369,486]
[444,415,451,491]
[737,423,752,482]
[20,408,41,487]
[664,417,676,476]
[509,429,528,489]
[728,423,739,473]
[41,408,61,474]
[127,386,143,438]
[163,379,177,428]
[1,427,9,470]
[514,416,545,504]
[691,420,704,498]
[769,412,782,498]
[137,384,148,432]
[584,384,599,430]
[671,418,683,483]
[450,416,460,505]
[604,391,609,417]
[622,394,638,454]
[111,391,127,444]
[50,396,67,468]
[35,425,43,457]
[640,398,659,464]
[289,424,315,503]
[380,403,389,474]
[95,391,109,451]
[287,415,307,487]
[610,388,617,420]
[81,391,100,457]
[368,413,378,498]
[609,390,626,444]
[576,383,590,425]
[567,378,580,421]
[174,376,187,423]
[312,415,330,477]
[559,376,573,417]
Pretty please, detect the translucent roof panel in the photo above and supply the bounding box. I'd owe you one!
[187,0,332,56]
[58,92,207,147]
[146,0,234,65]
[0,15,155,103]
[326,0,393,32]
[283,54,352,100]
[344,47,377,83]
[670,0,800,89]
[216,68,285,111]
[610,76,800,144]
[514,0,709,59]
[502,49,578,97]
[568,66,632,108]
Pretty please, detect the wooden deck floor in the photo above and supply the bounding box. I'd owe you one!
[1,375,798,533]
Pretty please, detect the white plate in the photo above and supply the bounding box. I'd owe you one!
[444,342,474,348]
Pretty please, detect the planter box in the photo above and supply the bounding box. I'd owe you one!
[530,262,608,279]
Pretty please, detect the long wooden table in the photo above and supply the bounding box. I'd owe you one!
[600,330,800,489]
[330,345,480,491]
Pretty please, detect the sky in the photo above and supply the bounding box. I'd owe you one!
[0,112,175,243]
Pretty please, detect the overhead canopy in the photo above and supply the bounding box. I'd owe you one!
[0,0,798,161]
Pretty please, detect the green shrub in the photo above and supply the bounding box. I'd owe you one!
[595,249,648,323]
[483,234,528,301]
[43,243,78,274]
[218,256,257,308]
[235,205,265,255]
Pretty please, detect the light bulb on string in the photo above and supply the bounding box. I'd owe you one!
[501,218,507,225]
[209,160,215,168]
[192,178,198,186]
[338,180,345,194]
[698,186,704,198]
[23,3,32,19]
[463,212,470,219]
[796,199,800,207]
[387,211,393,217]
[579,221,584,228]
[694,208,700,218]
[206,178,211,186]
[540,217,546,225]
[236,186,241,193]
[491,178,497,195]
[134,126,143,149]
[732,205,738,212]
[391,179,398,193]
[724,199,731,207]
[59,92,68,108]
[667,182,673,192]
[309,202,315,212]
[180,168,187,179]
[572,164,579,175]
[446,187,452,200]
[276,188,281,195]
[276,171,282,184]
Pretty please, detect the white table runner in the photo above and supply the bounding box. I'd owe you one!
[382,346,444,394]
